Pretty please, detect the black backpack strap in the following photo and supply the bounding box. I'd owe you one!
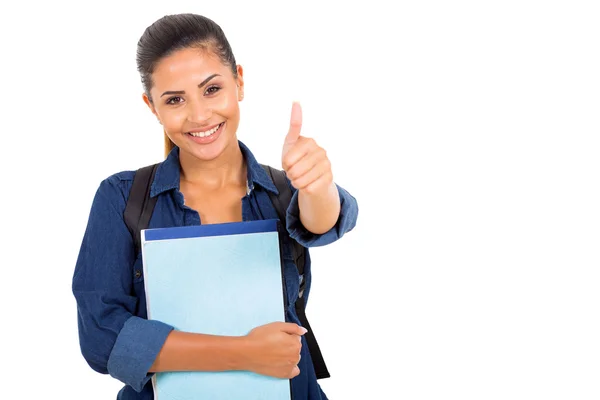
[124,163,159,257]
[260,166,304,276]
[261,164,331,379]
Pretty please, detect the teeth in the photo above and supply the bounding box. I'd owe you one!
[190,123,222,137]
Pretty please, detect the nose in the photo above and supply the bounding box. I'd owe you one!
[186,98,212,124]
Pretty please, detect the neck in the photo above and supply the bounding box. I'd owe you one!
[179,142,246,189]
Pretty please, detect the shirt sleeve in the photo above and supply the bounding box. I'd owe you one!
[286,182,359,247]
[72,177,173,393]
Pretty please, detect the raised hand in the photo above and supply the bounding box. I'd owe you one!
[281,102,334,195]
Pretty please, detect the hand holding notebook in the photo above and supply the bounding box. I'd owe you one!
[243,321,307,379]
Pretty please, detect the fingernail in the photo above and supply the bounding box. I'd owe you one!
[301,327,308,334]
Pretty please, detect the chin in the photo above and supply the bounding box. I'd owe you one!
[188,136,233,162]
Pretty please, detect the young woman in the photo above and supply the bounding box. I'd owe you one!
[72,13,358,400]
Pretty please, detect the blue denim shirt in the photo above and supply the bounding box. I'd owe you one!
[72,141,358,400]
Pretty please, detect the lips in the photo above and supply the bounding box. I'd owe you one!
[187,122,224,138]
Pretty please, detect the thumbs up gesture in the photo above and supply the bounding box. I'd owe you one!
[282,102,333,195]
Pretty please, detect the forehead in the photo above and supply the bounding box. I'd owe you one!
[151,47,232,89]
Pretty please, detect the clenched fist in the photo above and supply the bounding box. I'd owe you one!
[242,322,307,379]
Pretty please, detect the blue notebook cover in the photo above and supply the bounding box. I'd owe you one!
[141,219,291,400]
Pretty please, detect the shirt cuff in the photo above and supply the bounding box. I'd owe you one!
[286,184,358,247]
[107,316,174,392]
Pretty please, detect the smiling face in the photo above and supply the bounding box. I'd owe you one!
[143,46,244,162]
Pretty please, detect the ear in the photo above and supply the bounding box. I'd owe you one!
[142,93,162,124]
[236,65,245,101]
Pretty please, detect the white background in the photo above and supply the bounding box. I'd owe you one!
[1,1,599,399]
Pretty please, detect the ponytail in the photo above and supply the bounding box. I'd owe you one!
[164,130,175,158]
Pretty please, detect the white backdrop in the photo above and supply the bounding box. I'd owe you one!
[1,1,599,399]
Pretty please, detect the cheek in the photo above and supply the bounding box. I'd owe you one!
[212,91,240,118]
[160,109,187,130]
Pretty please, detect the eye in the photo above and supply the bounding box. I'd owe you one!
[166,96,183,105]
[205,85,221,95]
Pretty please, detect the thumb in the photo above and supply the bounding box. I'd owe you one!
[285,101,303,145]
[279,322,308,336]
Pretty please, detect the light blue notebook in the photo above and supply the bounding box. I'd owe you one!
[141,219,291,400]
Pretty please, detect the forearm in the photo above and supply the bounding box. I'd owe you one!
[149,331,258,372]
[298,182,341,235]
[149,330,250,372]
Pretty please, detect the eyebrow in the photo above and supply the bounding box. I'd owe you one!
[160,74,221,97]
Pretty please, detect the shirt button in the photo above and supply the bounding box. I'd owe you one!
[135,270,142,279]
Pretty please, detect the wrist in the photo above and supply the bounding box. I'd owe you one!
[299,180,337,201]
[229,335,254,371]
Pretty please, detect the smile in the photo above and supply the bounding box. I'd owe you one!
[188,122,224,138]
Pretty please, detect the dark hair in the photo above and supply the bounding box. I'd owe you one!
[136,13,237,103]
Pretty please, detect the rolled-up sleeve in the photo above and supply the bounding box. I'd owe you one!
[72,178,173,393]
[286,183,358,247]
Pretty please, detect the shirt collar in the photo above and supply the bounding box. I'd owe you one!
[150,140,279,197]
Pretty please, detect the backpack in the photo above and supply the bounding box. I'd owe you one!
[123,163,330,379]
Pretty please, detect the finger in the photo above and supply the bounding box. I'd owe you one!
[284,102,303,146]
[278,322,308,336]
[291,366,300,378]
[282,137,315,171]
[302,170,333,194]
[286,147,326,182]
[290,160,331,191]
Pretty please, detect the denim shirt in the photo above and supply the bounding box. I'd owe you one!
[72,141,358,400]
